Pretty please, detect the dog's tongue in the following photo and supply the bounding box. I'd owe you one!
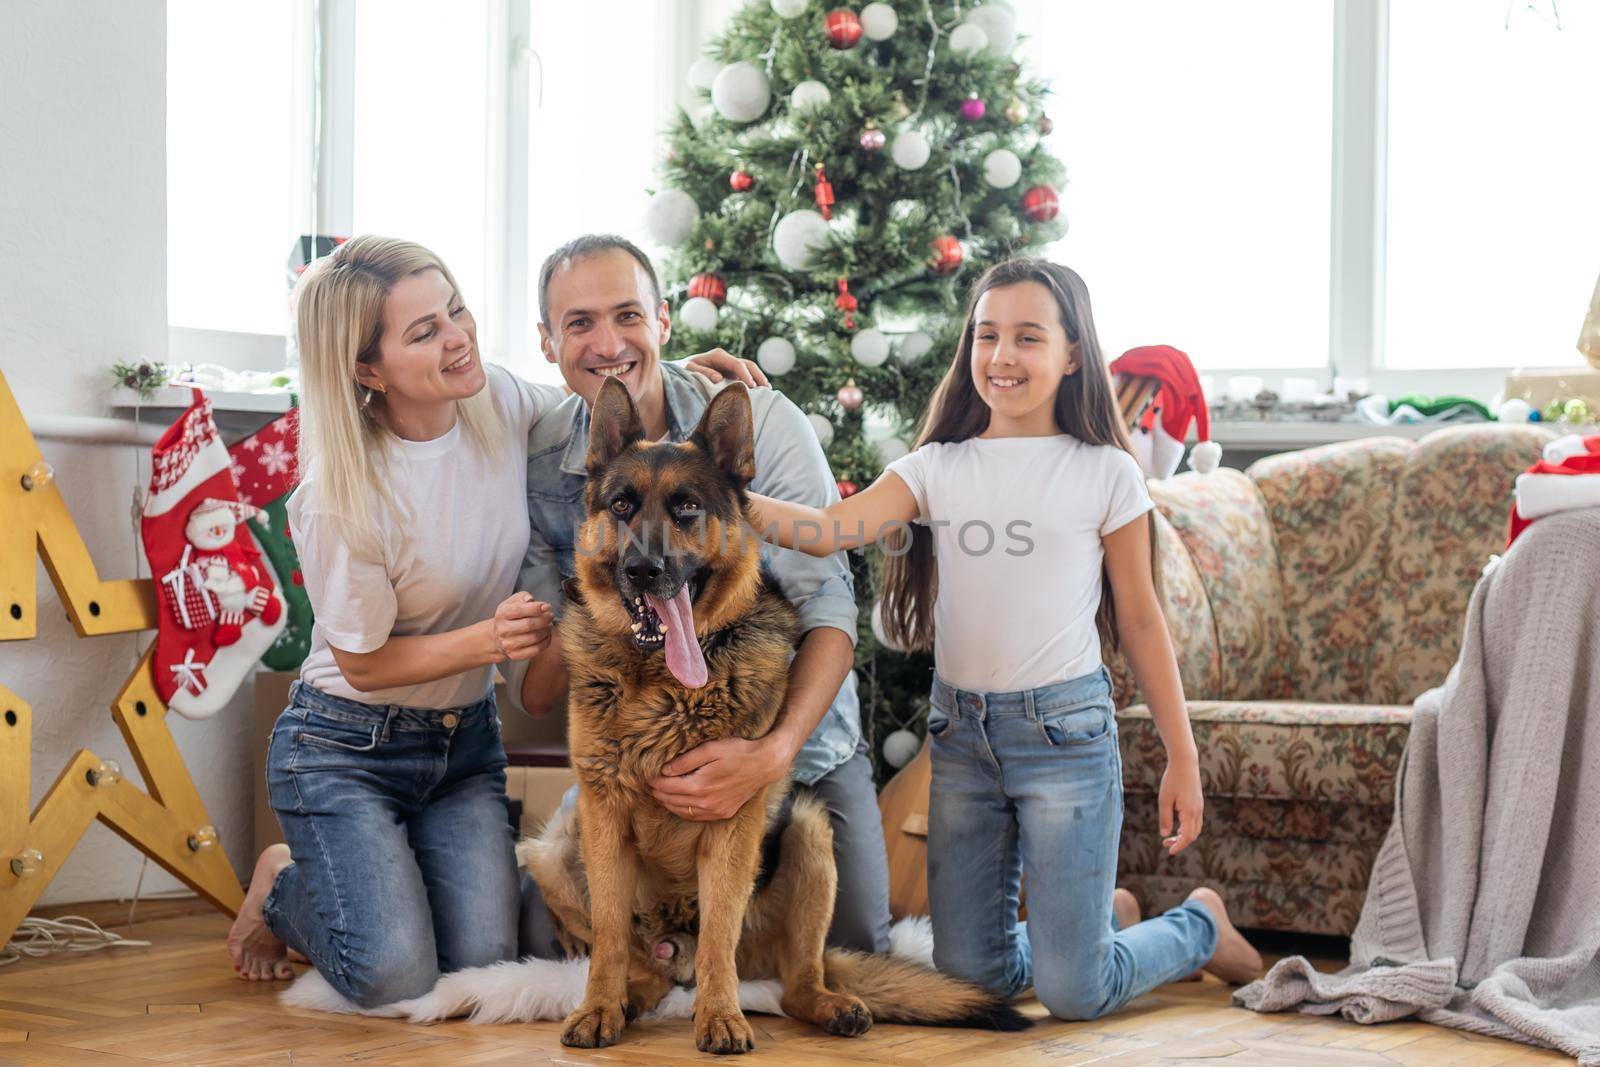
[646,587,707,689]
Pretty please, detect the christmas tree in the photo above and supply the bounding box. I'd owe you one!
[647,0,1068,777]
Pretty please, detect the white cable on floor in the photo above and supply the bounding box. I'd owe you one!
[0,916,151,967]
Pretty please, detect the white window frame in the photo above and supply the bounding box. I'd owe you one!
[172,0,1513,398]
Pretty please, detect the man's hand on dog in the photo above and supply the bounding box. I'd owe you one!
[487,592,553,661]
[649,736,790,820]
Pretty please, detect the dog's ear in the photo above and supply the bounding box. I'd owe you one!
[692,382,756,488]
[587,377,645,473]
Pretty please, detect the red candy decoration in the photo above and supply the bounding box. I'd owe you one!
[687,272,727,306]
[1021,184,1059,223]
[835,277,858,330]
[814,162,835,220]
[825,9,863,49]
[930,234,964,276]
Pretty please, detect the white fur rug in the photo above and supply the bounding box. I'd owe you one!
[280,916,936,1024]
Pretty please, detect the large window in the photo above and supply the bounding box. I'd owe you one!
[1029,2,1335,371]
[167,2,297,336]
[1384,0,1600,370]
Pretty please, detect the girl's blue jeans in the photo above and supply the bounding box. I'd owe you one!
[926,666,1218,1021]
[261,681,520,1008]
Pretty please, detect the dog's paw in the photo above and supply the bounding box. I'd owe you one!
[560,1001,627,1048]
[818,994,872,1038]
[695,1006,755,1055]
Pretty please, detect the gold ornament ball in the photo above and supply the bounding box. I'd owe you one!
[1004,97,1027,124]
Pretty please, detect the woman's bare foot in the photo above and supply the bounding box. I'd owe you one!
[1187,887,1263,985]
[227,844,296,981]
[1112,888,1142,930]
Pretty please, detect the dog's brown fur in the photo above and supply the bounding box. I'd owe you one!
[527,379,1027,1054]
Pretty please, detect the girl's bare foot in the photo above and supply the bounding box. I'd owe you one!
[1112,887,1141,930]
[1186,887,1263,985]
[227,844,296,981]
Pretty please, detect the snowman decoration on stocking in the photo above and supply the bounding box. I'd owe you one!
[144,391,286,718]
[181,499,283,646]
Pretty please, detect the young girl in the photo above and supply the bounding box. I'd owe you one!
[749,258,1262,1020]
[224,236,759,1005]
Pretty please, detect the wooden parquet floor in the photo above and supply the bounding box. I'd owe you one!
[0,904,1568,1066]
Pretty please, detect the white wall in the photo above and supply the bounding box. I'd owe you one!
[1,0,255,905]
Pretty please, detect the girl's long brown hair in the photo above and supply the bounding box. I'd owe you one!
[877,258,1159,655]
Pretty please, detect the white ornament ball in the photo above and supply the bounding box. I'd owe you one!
[687,56,721,91]
[678,296,719,332]
[756,336,796,376]
[1497,397,1534,423]
[790,79,832,113]
[949,21,989,56]
[871,598,912,652]
[772,209,831,271]
[883,729,922,769]
[771,0,808,17]
[965,2,1018,54]
[898,330,935,363]
[860,2,899,40]
[807,413,835,449]
[876,435,910,464]
[850,328,891,367]
[982,148,1023,189]
[644,188,699,246]
[711,61,771,123]
[891,130,931,170]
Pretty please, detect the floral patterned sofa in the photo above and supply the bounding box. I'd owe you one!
[1110,423,1555,936]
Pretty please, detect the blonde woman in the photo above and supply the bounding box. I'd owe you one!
[225,235,762,1006]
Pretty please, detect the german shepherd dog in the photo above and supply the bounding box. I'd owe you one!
[520,378,1029,1054]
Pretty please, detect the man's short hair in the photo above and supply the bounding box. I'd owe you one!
[538,234,662,329]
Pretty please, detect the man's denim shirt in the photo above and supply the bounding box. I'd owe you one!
[513,361,862,785]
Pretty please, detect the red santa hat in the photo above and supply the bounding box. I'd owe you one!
[1507,433,1600,547]
[1110,345,1221,477]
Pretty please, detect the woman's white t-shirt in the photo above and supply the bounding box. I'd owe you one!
[289,365,560,709]
[884,435,1154,695]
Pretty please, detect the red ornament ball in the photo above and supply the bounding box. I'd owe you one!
[729,170,754,192]
[930,234,964,276]
[687,272,727,307]
[1021,184,1059,223]
[837,479,859,498]
[837,380,864,411]
[825,9,863,49]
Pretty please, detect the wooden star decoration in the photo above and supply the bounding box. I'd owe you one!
[0,370,243,945]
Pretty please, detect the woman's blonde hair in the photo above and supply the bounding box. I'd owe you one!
[295,235,503,554]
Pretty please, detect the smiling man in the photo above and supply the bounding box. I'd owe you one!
[507,233,890,954]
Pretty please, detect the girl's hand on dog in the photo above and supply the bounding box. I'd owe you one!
[487,592,553,661]
[1158,754,1204,856]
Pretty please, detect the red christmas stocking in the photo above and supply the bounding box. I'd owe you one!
[142,390,286,719]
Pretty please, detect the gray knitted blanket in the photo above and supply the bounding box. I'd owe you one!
[1234,508,1600,1066]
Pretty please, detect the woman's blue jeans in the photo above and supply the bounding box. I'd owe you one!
[261,681,520,1008]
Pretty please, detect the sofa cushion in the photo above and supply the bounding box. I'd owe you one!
[1369,424,1555,704]
[1148,469,1287,700]
[1124,793,1393,847]
[1248,437,1412,703]
[1116,699,1411,805]
[1108,508,1220,707]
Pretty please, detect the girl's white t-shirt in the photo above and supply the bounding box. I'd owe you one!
[289,365,560,709]
[884,435,1154,695]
